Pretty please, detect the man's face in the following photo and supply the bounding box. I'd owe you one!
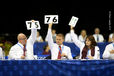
[56,36,64,45]
[81,30,86,37]
[18,34,27,46]
[95,28,100,34]
[52,30,56,35]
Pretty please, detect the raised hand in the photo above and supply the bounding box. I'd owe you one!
[70,26,74,30]
[48,23,53,29]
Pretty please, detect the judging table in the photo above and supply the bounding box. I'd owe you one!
[0,60,114,76]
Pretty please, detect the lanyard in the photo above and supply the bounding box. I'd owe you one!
[58,46,64,54]
[17,43,23,49]
[17,43,26,49]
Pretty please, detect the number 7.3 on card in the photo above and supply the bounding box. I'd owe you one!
[44,15,58,24]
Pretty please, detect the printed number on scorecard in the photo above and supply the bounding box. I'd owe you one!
[26,20,41,30]
[44,15,58,24]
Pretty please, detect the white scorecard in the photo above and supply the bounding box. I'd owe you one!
[26,20,41,30]
[44,15,58,24]
[69,16,79,27]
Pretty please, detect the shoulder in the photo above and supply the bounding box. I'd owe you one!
[79,35,81,37]
[65,33,70,36]
[95,46,99,50]
[99,34,104,37]
[0,47,2,51]
[10,44,19,49]
[63,45,71,50]
[93,34,96,37]
[106,43,113,48]
[109,33,113,37]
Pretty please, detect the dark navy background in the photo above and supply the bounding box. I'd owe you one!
[0,1,113,44]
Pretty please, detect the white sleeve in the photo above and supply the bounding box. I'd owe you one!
[67,47,73,60]
[71,30,84,48]
[65,34,68,42]
[47,29,54,50]
[103,45,111,59]
[27,29,37,45]
[93,47,100,59]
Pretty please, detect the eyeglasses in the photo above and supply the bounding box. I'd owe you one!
[19,38,27,40]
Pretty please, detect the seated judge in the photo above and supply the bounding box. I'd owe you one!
[93,27,104,42]
[103,33,114,59]
[47,23,73,60]
[70,26,100,59]
[65,30,78,42]
[8,20,37,60]
[79,29,87,42]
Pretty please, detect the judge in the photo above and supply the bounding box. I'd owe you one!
[103,34,114,59]
[8,20,37,60]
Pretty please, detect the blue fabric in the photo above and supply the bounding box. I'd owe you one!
[34,42,110,59]
[0,60,114,76]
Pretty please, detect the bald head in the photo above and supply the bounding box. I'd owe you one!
[17,33,27,41]
[17,33,27,45]
[95,28,100,34]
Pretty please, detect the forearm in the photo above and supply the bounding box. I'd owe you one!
[71,30,84,48]
[28,29,37,44]
[47,23,54,50]
[47,29,54,50]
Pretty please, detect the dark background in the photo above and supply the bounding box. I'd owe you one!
[0,1,113,44]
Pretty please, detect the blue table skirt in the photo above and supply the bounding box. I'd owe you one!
[0,60,114,76]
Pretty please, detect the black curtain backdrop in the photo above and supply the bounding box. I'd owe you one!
[0,7,113,44]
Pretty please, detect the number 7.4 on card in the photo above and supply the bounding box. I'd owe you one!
[44,15,58,24]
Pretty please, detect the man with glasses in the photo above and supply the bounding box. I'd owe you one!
[8,20,37,60]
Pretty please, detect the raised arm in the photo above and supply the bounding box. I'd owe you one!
[47,23,54,50]
[70,26,84,48]
[27,29,37,44]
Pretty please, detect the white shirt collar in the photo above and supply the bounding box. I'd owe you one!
[58,44,64,48]
[17,42,24,48]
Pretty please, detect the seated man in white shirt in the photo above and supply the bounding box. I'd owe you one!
[103,34,114,59]
[36,31,44,42]
[93,27,104,42]
[8,20,37,60]
[47,23,73,60]
[79,29,87,42]
[65,30,78,42]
